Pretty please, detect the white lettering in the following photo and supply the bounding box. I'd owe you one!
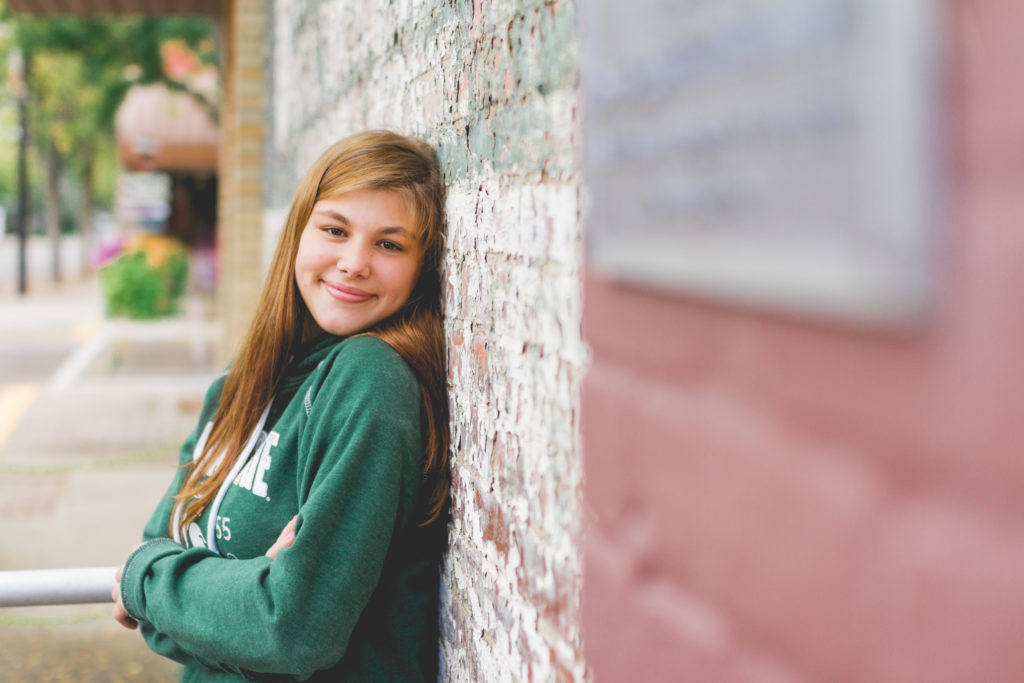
[235,453,258,490]
[252,432,279,498]
[230,431,279,497]
[216,515,231,541]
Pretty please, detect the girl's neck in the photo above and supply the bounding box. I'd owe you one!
[300,315,327,344]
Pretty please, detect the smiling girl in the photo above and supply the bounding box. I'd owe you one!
[112,131,450,682]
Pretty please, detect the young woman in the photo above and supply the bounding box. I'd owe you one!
[112,130,450,682]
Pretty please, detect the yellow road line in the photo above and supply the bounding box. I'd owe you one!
[0,384,40,451]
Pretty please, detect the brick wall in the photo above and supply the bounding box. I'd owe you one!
[582,2,1024,681]
[263,1,587,680]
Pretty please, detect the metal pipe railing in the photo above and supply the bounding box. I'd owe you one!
[0,567,117,607]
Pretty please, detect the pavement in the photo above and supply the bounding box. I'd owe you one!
[0,273,221,682]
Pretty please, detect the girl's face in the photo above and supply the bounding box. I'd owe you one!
[295,188,423,340]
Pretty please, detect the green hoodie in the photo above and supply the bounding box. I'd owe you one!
[120,334,444,682]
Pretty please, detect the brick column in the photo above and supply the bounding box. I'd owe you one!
[217,0,267,361]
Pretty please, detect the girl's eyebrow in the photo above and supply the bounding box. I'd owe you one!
[378,226,412,237]
[314,209,350,225]
[315,209,411,237]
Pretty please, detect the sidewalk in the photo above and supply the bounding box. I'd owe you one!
[0,275,221,681]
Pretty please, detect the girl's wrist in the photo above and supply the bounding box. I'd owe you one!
[119,538,184,623]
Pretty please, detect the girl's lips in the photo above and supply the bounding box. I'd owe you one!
[322,280,373,303]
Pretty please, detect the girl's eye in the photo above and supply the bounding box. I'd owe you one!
[379,240,402,252]
[323,226,345,237]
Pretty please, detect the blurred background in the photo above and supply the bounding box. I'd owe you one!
[0,5,218,300]
[0,3,219,681]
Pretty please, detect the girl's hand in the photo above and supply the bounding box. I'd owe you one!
[112,548,142,630]
[265,515,298,559]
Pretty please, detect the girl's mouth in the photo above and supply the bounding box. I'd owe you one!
[322,281,373,303]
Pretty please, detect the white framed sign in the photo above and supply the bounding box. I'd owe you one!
[582,0,944,324]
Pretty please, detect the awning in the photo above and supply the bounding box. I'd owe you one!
[116,82,218,173]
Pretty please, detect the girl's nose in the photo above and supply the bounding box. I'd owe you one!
[337,243,370,278]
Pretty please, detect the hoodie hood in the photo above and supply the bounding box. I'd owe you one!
[278,333,345,394]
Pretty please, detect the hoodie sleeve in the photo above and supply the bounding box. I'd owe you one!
[121,337,424,678]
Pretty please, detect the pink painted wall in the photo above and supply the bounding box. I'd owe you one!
[581,2,1024,681]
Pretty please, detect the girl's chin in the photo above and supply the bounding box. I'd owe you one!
[315,315,374,338]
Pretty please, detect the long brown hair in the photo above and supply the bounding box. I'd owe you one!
[173,130,449,539]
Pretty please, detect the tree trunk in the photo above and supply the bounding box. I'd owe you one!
[14,50,30,295]
[44,141,61,284]
[78,152,95,274]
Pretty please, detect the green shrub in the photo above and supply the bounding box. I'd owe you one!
[100,247,190,319]
[165,249,190,300]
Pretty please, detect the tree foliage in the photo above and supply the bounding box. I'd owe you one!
[0,7,218,217]
[14,13,218,130]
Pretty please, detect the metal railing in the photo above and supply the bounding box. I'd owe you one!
[0,567,118,607]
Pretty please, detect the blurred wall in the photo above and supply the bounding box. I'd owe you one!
[262,1,586,681]
[581,2,1024,681]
